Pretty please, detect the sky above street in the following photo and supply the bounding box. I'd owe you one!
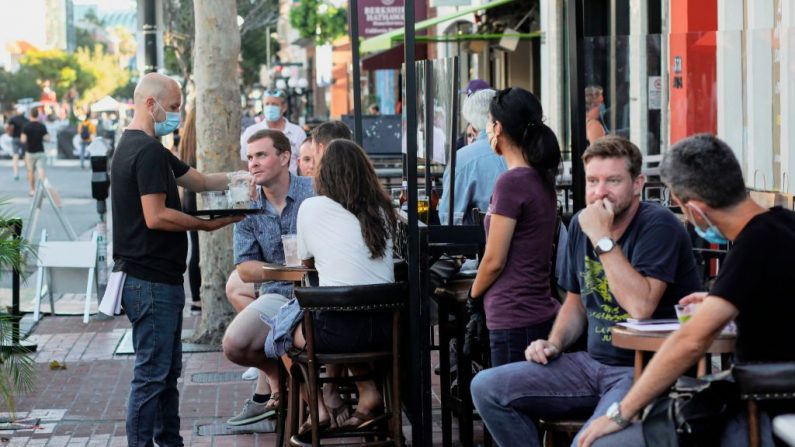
[0,0,135,67]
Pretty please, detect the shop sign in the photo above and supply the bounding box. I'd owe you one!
[359,0,406,38]
[648,76,661,110]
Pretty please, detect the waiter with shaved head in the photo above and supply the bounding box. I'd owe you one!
[111,73,243,446]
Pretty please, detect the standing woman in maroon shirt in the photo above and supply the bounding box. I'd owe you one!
[470,87,563,367]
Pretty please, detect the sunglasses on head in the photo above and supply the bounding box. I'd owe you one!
[264,89,285,98]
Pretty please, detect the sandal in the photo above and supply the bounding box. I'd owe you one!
[340,410,389,431]
[327,402,352,428]
[298,417,330,435]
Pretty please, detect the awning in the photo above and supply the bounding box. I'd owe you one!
[391,31,542,44]
[360,0,514,54]
[362,44,428,71]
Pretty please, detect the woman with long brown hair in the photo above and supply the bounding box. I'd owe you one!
[292,138,397,430]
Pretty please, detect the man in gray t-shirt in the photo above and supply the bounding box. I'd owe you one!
[470,136,701,447]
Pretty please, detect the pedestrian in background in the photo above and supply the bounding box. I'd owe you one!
[20,108,48,197]
[78,115,96,169]
[5,106,29,181]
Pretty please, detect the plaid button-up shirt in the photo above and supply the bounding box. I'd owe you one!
[233,174,315,297]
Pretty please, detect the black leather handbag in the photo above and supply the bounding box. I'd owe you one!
[642,369,740,447]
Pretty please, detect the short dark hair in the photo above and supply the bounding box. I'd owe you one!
[30,108,39,119]
[582,135,643,179]
[247,129,291,155]
[661,133,747,209]
[311,121,352,147]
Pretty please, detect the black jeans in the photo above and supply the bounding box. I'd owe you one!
[182,190,200,303]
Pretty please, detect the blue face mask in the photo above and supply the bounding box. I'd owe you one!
[688,204,728,245]
[264,105,282,122]
[152,100,180,136]
[598,103,607,116]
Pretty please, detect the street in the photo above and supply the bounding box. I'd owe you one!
[0,158,105,242]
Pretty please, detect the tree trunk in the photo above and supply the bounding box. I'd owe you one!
[191,0,241,344]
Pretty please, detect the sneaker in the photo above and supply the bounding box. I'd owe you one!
[226,397,277,426]
[241,366,259,381]
[190,304,201,315]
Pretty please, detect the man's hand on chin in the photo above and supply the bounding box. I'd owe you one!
[579,198,615,244]
[577,415,624,447]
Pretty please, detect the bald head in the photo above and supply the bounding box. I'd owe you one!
[130,73,183,135]
[134,73,181,105]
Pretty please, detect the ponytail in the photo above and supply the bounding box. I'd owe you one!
[521,121,561,186]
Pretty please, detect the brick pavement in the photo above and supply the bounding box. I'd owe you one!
[1,304,481,446]
[1,308,279,446]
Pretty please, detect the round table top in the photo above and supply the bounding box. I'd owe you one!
[611,326,736,353]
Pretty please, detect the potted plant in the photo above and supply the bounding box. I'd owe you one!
[0,201,36,422]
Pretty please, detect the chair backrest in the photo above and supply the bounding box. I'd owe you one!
[37,230,98,268]
[734,362,795,400]
[294,282,407,311]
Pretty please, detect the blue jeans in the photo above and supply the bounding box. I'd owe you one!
[122,275,185,447]
[471,351,633,447]
[489,318,554,367]
[79,141,88,168]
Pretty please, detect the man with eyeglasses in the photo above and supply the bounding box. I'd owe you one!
[240,89,305,174]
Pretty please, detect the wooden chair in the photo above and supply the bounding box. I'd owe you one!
[287,282,406,447]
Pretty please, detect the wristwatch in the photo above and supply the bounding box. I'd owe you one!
[606,402,629,427]
[594,236,616,256]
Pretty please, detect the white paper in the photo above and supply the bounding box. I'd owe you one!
[616,321,681,332]
[98,271,126,317]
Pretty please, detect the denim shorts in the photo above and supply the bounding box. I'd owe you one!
[311,311,392,353]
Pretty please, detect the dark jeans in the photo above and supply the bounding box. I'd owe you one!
[122,275,185,447]
[489,318,554,367]
[471,351,633,447]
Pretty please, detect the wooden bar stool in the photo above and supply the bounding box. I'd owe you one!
[734,362,795,447]
[286,282,407,447]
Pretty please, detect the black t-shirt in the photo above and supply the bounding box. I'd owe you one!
[111,129,190,284]
[710,207,795,363]
[21,121,47,153]
[8,114,28,138]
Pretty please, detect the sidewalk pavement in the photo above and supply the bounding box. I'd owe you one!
[1,305,278,446]
[1,299,476,446]
[1,203,478,445]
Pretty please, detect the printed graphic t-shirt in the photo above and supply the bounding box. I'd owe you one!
[560,202,702,366]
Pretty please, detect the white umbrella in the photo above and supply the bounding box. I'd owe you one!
[90,96,122,113]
